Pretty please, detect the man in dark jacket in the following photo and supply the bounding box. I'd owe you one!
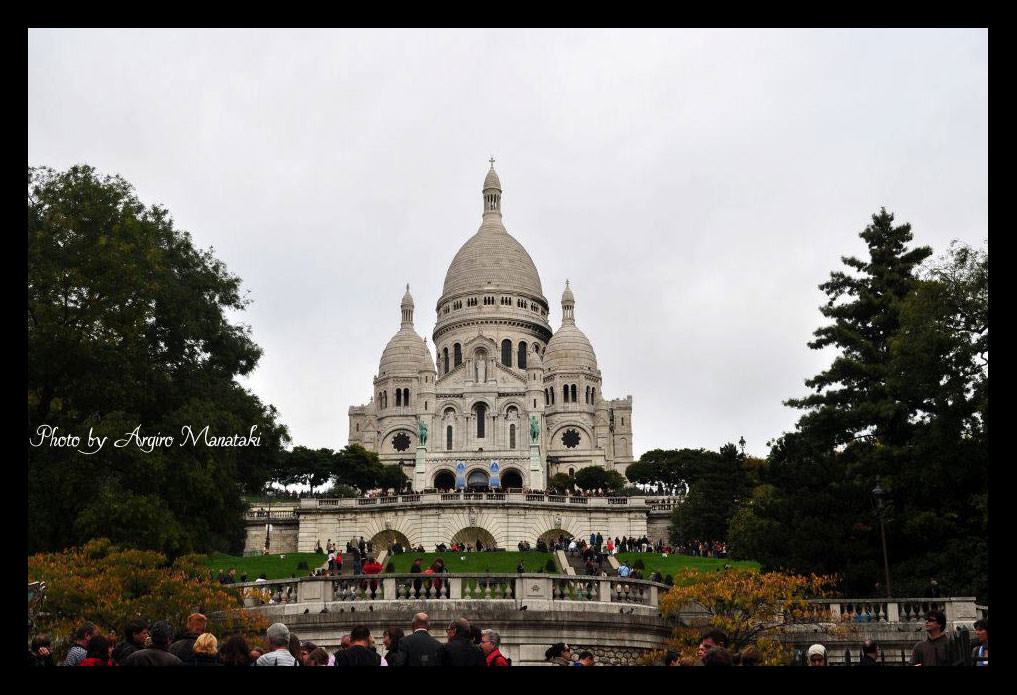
[395,612,442,666]
[440,618,484,666]
[123,621,183,666]
[169,613,207,661]
[858,640,880,666]
[112,620,149,665]
[335,625,381,666]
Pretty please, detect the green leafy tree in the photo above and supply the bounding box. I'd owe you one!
[27,165,288,557]
[626,449,689,494]
[334,444,384,494]
[274,446,336,488]
[547,472,573,494]
[574,465,626,491]
[670,444,757,544]
[729,211,988,598]
[378,464,410,492]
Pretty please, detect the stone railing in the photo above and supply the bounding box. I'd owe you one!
[235,576,979,629]
[300,493,642,511]
[245,510,300,520]
[237,573,664,607]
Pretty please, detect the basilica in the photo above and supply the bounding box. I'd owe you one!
[348,164,633,491]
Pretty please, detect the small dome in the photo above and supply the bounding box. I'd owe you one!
[484,166,502,191]
[419,336,436,371]
[379,327,431,376]
[562,280,575,304]
[543,323,597,372]
[528,343,544,368]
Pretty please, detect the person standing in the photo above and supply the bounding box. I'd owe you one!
[545,643,573,666]
[27,635,55,667]
[79,635,114,666]
[169,612,208,661]
[971,618,988,666]
[807,644,827,666]
[858,640,880,666]
[63,622,96,666]
[255,623,297,666]
[123,621,183,666]
[911,610,950,666]
[112,620,149,665]
[480,629,510,666]
[335,625,382,666]
[439,618,484,666]
[395,612,442,666]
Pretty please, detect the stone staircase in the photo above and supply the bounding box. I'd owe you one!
[562,547,618,577]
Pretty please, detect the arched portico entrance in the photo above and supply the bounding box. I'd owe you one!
[466,469,489,489]
[501,468,524,489]
[434,470,455,491]
[451,526,498,550]
[371,529,412,552]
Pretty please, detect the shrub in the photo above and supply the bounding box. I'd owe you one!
[385,561,395,573]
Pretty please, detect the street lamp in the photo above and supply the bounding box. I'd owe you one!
[872,477,892,598]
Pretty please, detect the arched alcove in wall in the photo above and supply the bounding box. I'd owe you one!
[451,526,498,549]
[501,468,524,489]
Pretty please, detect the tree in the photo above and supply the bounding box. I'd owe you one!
[334,444,383,494]
[657,568,838,665]
[274,446,337,488]
[547,472,573,494]
[625,449,689,495]
[28,165,288,557]
[729,210,988,598]
[574,466,626,491]
[378,464,409,492]
[27,538,268,661]
[671,444,755,544]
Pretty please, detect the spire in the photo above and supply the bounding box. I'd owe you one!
[401,284,414,327]
[561,280,575,324]
[482,158,502,219]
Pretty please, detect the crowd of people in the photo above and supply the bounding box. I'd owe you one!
[26,608,987,666]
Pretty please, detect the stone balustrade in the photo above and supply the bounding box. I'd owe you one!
[245,510,300,520]
[236,575,978,631]
[237,573,662,608]
[297,492,668,511]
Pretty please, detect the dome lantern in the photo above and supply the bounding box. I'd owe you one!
[401,284,414,327]
[483,157,502,218]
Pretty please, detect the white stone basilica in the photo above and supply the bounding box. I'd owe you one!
[348,163,633,491]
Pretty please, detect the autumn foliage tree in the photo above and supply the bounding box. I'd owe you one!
[657,568,838,666]
[27,538,267,660]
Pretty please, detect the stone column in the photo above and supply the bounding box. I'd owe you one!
[414,446,427,492]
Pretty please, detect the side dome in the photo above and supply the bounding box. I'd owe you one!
[543,324,598,372]
[378,285,432,376]
[544,280,597,372]
[379,327,431,377]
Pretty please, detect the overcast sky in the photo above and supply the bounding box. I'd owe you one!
[28,29,987,459]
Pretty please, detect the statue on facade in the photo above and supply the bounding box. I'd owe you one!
[417,418,428,447]
[530,415,540,444]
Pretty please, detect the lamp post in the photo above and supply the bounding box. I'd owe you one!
[872,477,892,598]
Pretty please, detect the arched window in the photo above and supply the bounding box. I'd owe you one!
[475,403,487,438]
[509,423,516,448]
[443,347,449,374]
[544,388,548,405]
[501,339,512,366]
[356,423,359,432]
[446,425,453,451]
[454,343,462,368]
[551,387,555,404]
[518,341,527,369]
[591,388,596,403]
[568,468,575,477]
[396,389,402,407]
[563,385,568,403]
[585,385,590,404]
[571,384,577,402]
[403,388,410,406]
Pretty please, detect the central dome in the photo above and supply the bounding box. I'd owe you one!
[439,164,544,301]
[441,222,544,298]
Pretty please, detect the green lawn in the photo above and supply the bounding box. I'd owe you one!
[385,551,560,574]
[203,552,325,580]
[614,553,760,581]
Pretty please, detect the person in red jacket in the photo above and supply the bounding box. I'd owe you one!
[362,556,383,595]
[480,629,510,666]
[79,635,114,666]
